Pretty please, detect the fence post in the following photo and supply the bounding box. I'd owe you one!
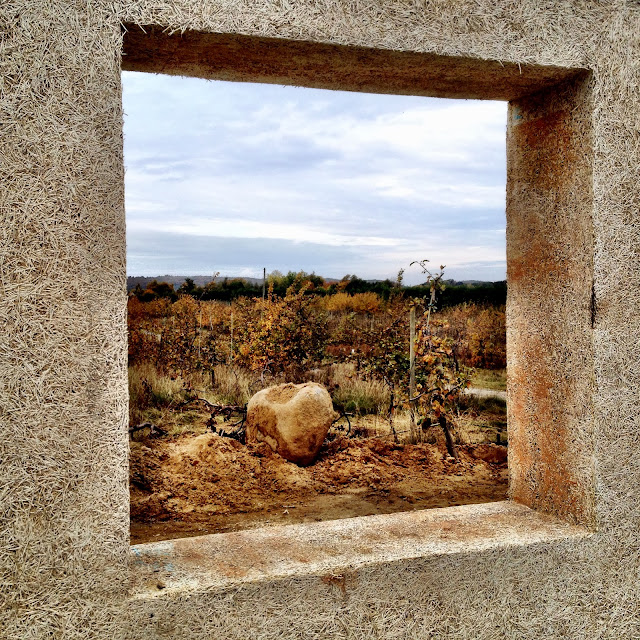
[409,305,417,442]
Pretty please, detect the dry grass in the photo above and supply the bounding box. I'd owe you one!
[210,363,256,406]
[454,394,508,445]
[327,363,390,416]
[129,362,258,431]
[128,363,186,426]
[321,292,383,313]
[471,368,507,391]
[128,360,507,447]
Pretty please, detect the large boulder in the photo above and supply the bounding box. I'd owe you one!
[246,382,336,465]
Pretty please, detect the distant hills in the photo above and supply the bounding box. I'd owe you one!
[127,275,260,291]
[127,275,494,292]
[127,274,506,307]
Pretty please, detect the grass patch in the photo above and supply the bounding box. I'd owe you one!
[328,363,390,416]
[471,368,506,391]
[210,364,255,406]
[454,390,508,445]
[129,364,186,426]
[459,393,506,414]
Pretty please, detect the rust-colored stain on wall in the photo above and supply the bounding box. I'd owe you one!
[507,77,595,527]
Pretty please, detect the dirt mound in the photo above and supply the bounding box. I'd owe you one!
[130,433,508,544]
[463,443,509,465]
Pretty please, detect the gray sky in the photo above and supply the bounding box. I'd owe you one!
[122,71,507,285]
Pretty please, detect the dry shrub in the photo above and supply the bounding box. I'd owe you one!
[233,283,327,381]
[441,303,506,369]
[128,295,232,375]
[143,297,173,318]
[322,291,382,313]
[199,300,232,328]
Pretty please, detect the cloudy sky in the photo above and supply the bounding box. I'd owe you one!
[122,71,507,285]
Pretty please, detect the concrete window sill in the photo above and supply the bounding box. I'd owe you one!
[129,501,592,600]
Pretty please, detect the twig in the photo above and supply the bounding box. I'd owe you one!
[129,422,168,438]
[178,397,244,415]
[331,410,353,436]
[177,396,247,440]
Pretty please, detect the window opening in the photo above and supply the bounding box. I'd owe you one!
[123,71,508,545]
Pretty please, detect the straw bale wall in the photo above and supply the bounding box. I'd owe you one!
[1,1,638,638]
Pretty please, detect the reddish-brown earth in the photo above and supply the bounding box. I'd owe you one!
[130,433,508,545]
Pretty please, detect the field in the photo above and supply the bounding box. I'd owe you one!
[128,282,507,544]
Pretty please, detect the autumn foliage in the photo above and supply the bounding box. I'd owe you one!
[440,303,506,369]
[128,283,506,447]
[233,281,327,381]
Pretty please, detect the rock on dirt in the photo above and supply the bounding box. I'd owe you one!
[246,382,337,465]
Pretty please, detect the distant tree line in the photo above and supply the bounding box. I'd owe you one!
[130,271,507,308]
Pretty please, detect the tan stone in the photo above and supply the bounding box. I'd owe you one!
[246,383,336,466]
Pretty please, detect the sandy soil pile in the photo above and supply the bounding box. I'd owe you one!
[130,433,507,544]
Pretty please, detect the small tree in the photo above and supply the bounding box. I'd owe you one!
[234,279,327,383]
[413,314,470,459]
[410,260,470,457]
[360,260,470,454]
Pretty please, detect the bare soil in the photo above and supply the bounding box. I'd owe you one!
[130,433,508,545]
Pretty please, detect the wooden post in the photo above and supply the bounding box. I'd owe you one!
[230,311,234,363]
[197,310,201,362]
[261,267,266,323]
[409,305,417,442]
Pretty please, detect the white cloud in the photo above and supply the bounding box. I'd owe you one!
[127,216,401,248]
[122,72,507,282]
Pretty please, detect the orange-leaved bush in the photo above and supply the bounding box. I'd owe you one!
[234,280,327,382]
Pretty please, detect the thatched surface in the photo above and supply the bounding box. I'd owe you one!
[0,3,129,639]
[1,1,639,638]
[121,27,587,101]
[129,502,591,595]
[506,75,596,526]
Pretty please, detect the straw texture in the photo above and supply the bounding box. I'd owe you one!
[0,3,129,639]
[1,1,639,638]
